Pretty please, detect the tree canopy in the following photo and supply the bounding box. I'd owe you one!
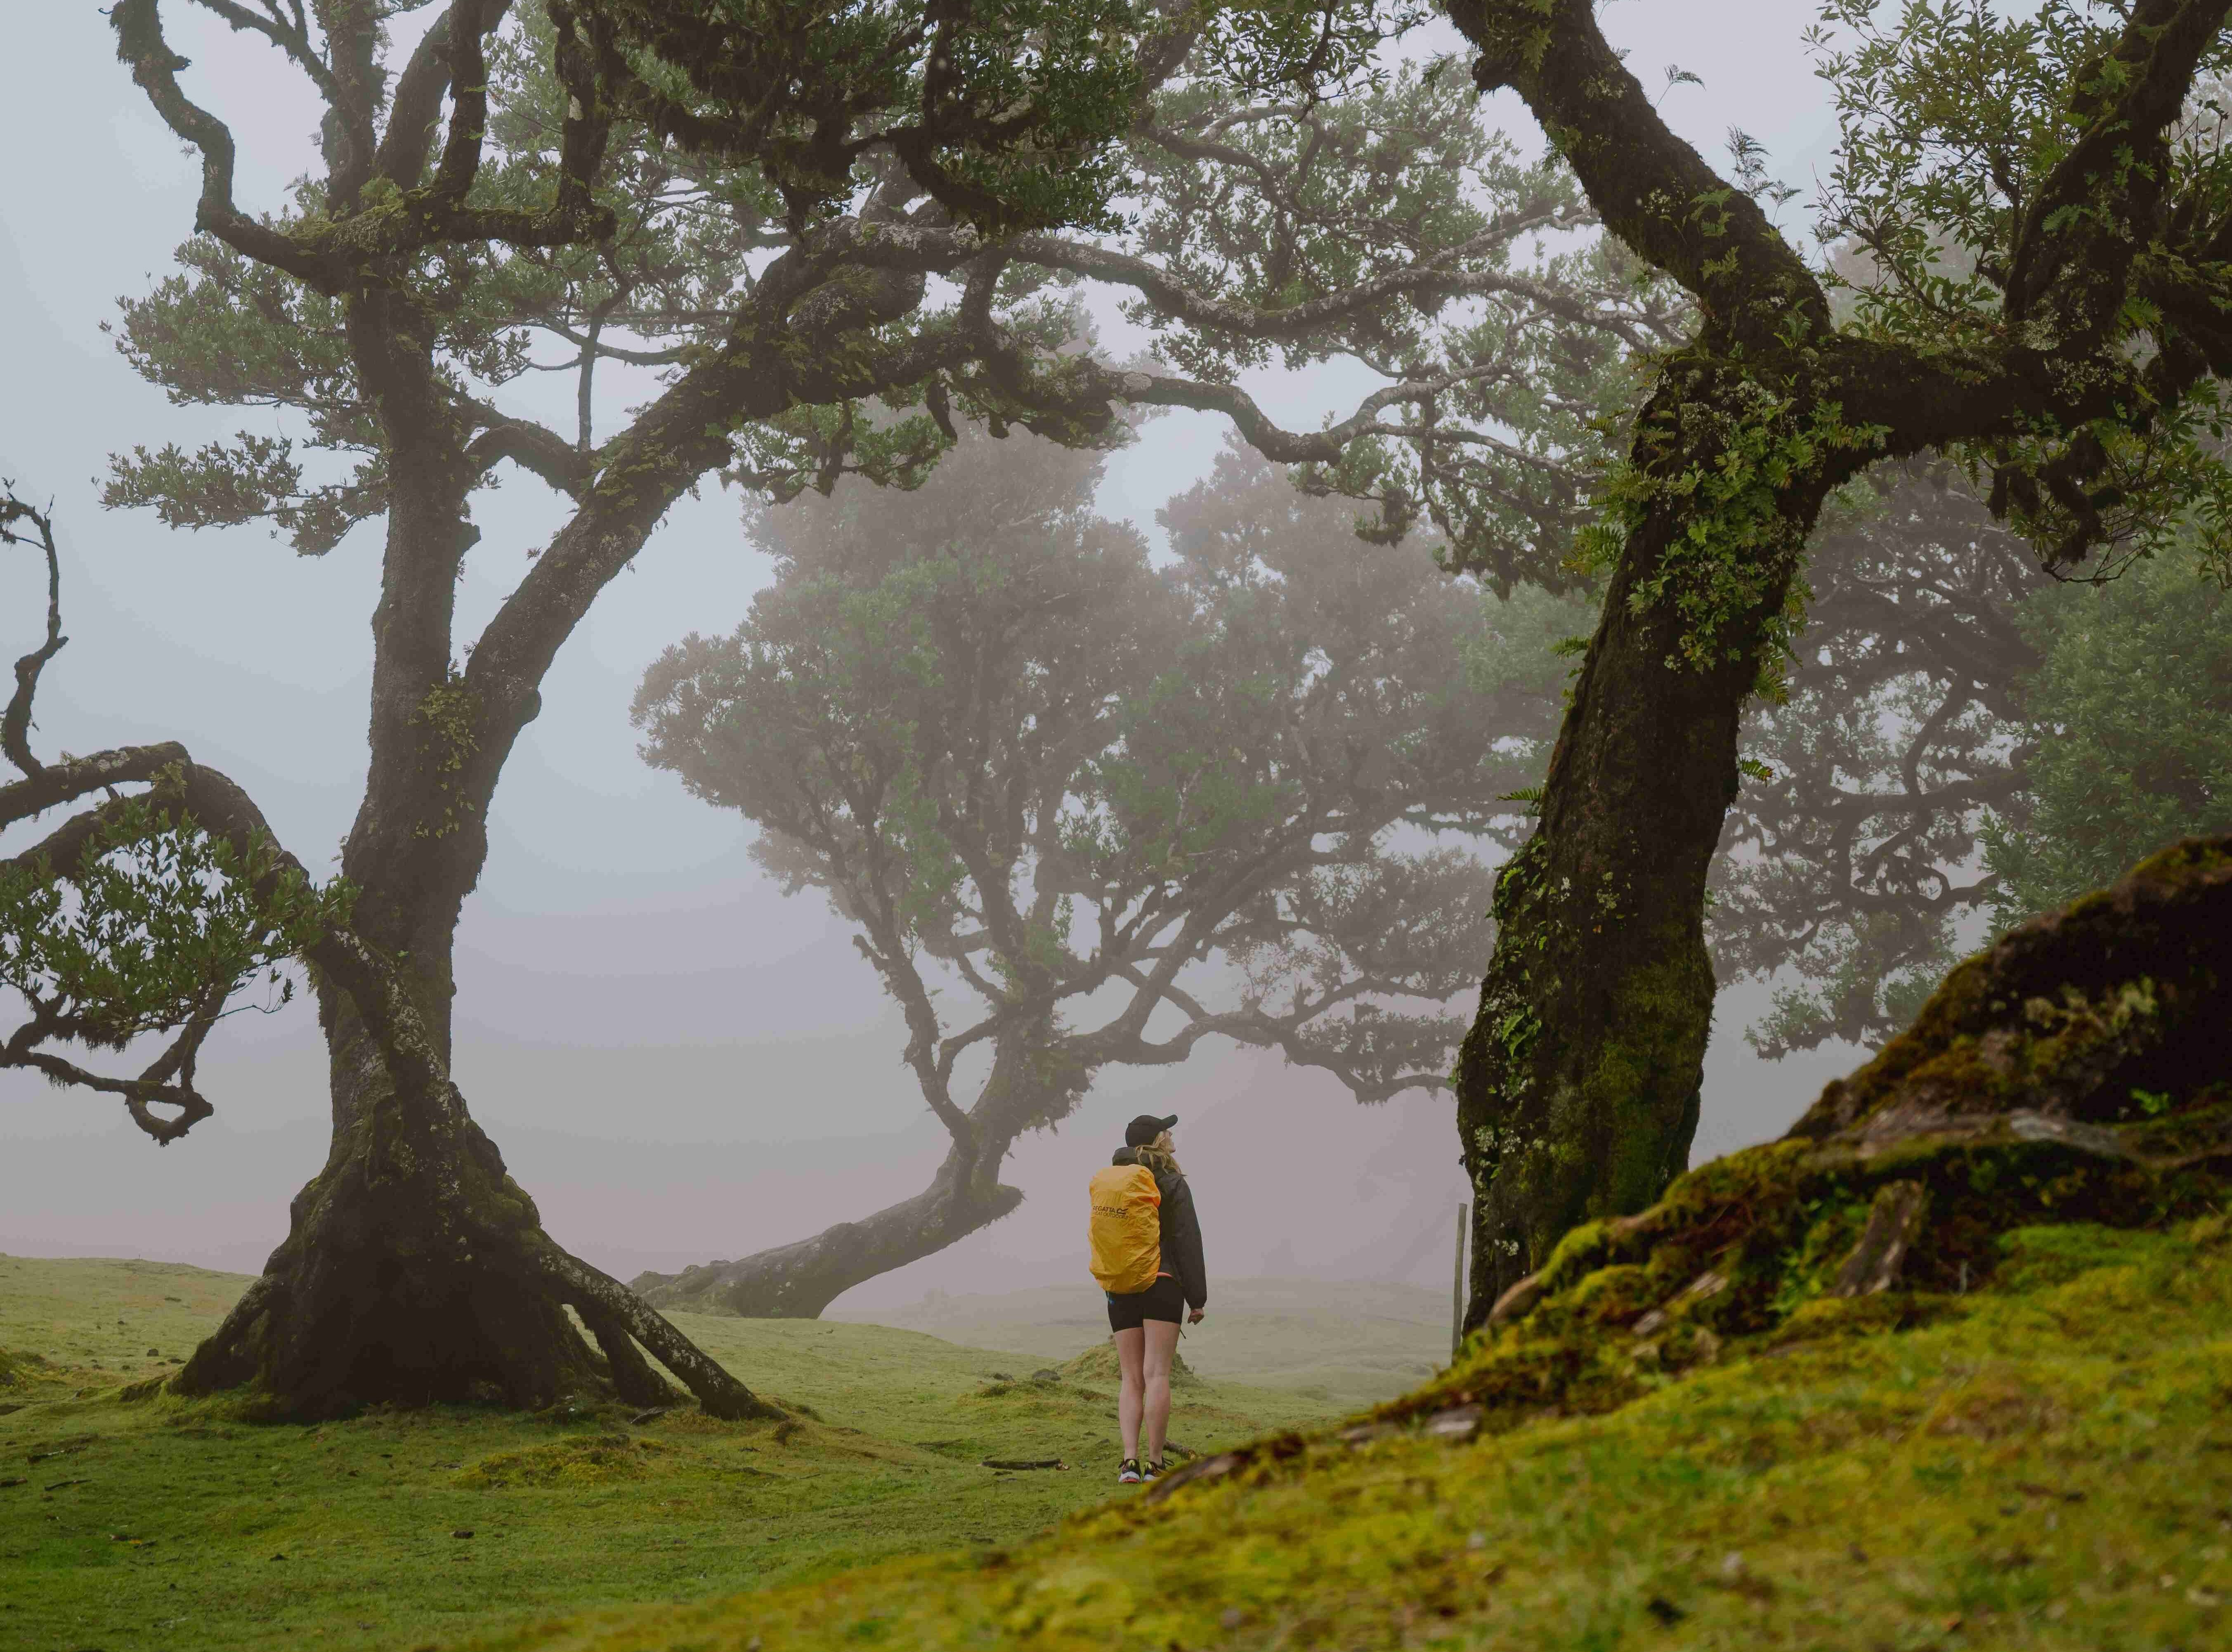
[631,428,1543,1312]
[1985,549,2232,917]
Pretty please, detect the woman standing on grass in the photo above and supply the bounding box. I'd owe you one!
[1094,1113,1207,1484]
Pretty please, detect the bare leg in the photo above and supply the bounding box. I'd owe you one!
[1113,1327,1145,1463]
[1142,1319,1180,1465]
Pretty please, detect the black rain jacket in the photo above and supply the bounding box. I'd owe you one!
[1111,1146,1207,1310]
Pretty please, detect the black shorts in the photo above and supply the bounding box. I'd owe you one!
[1106,1274,1186,1331]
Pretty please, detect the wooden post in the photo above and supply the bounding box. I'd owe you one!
[1451,1202,1470,1360]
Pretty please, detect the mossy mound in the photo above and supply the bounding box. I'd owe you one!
[1398,833,2232,1428]
[1056,1340,1202,1389]
[472,1208,2232,1650]
[452,1433,673,1489]
[0,1344,52,1391]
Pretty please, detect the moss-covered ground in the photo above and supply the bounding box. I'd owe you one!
[456,1210,2232,1651]
[0,1255,1339,1652]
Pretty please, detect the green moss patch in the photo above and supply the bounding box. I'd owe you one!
[0,1345,46,1390]
[1054,1342,1200,1389]
[458,1208,2232,1651]
[0,1258,1345,1652]
[453,1435,673,1489]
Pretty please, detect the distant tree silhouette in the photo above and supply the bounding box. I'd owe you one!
[632,433,1549,1314]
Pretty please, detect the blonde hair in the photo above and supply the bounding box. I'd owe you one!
[1134,1130,1182,1178]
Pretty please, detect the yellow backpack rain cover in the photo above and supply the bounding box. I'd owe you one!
[1087,1164,1163,1294]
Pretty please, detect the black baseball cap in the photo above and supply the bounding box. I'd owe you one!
[1124,1113,1178,1147]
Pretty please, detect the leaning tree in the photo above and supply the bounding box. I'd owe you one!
[59,0,1684,1409]
[1436,0,2232,1319]
[631,431,1552,1316]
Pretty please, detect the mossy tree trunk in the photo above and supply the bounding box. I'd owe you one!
[172,967,733,1416]
[1453,470,1828,1312]
[164,274,768,1417]
[1441,0,2232,1326]
[149,768,770,1418]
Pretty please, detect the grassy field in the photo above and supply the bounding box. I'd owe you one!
[18,1217,2229,1652]
[446,1211,2232,1652]
[831,1277,1450,1405]
[0,1255,1352,1652]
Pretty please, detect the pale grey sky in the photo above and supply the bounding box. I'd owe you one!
[1,2,1860,1307]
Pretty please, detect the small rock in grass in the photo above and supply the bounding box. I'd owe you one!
[1645,1596,1685,1626]
[452,1529,474,1539]
[1423,1404,1482,1440]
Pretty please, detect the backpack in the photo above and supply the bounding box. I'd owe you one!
[1087,1164,1162,1294]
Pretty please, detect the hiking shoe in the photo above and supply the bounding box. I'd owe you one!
[1117,1458,1143,1484]
[1142,1459,1166,1481]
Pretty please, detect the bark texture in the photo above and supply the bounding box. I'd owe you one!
[176,1028,608,1412]
[175,987,733,1416]
[1451,385,1833,1308]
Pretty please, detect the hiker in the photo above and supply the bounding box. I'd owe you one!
[1086,1112,1207,1484]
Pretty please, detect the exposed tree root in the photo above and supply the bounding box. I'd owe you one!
[139,765,777,1420]
[1409,835,2232,1426]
